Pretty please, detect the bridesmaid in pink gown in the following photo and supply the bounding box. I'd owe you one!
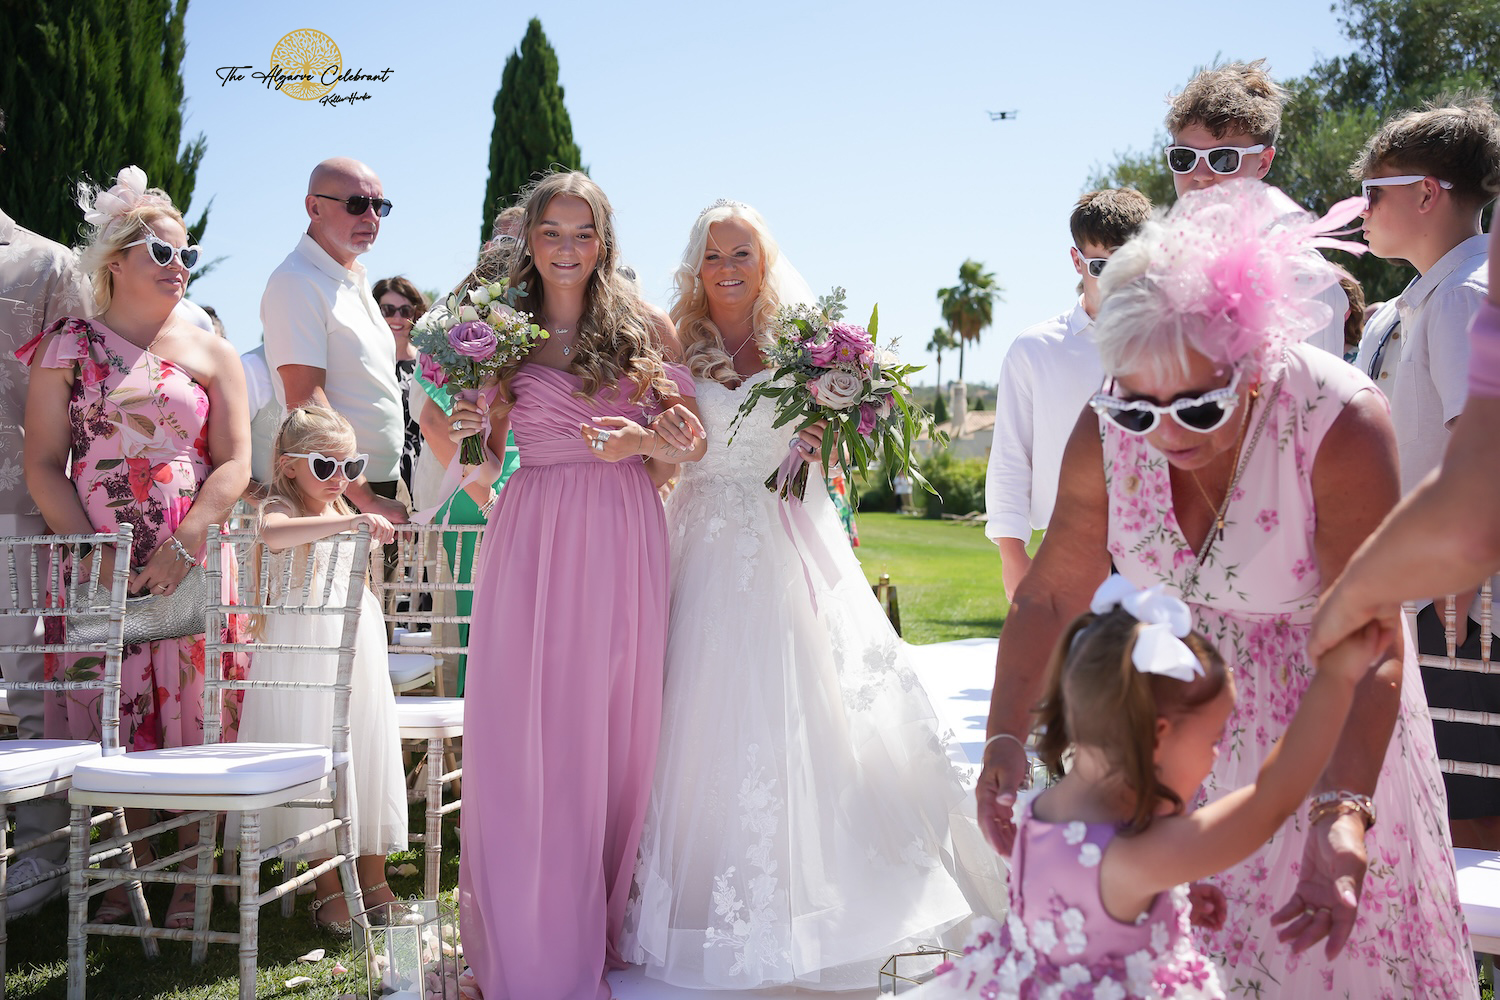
[450,172,704,1000]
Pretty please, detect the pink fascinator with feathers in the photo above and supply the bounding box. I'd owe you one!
[1146,179,1367,372]
[76,166,174,238]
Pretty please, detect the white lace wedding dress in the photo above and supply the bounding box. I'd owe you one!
[621,371,977,990]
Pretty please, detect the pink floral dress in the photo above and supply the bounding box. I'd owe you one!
[17,317,247,750]
[914,800,1224,999]
[1104,344,1473,997]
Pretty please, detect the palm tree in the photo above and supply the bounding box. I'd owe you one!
[937,259,1003,383]
[925,326,957,401]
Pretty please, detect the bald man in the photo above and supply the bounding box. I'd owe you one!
[259,157,408,522]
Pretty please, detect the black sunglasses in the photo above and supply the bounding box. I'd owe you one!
[313,193,394,217]
[284,451,368,482]
[380,303,414,319]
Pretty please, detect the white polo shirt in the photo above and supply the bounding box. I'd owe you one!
[1355,234,1488,494]
[985,299,1104,542]
[261,233,402,482]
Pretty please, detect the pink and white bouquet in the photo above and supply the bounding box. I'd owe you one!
[730,287,944,502]
[411,279,548,465]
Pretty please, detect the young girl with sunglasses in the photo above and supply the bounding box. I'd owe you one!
[914,576,1385,999]
[235,404,405,932]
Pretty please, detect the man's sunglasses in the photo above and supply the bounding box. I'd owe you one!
[1090,370,1242,435]
[380,303,415,319]
[121,227,201,271]
[284,451,368,482]
[1163,144,1267,175]
[313,193,394,217]
[1361,174,1453,209]
[1073,247,1109,278]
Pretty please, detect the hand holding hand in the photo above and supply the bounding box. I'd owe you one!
[1270,811,1367,958]
[1316,619,1395,684]
[651,404,703,454]
[581,416,647,463]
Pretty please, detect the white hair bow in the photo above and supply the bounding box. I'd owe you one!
[79,166,149,233]
[1089,575,1204,683]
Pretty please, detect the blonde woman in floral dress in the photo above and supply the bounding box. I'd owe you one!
[19,167,251,927]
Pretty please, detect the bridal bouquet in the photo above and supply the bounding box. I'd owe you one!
[729,287,943,502]
[411,280,548,465]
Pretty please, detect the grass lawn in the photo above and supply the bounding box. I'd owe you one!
[852,512,1038,644]
[4,835,452,999]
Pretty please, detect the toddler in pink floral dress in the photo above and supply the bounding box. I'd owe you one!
[915,576,1384,999]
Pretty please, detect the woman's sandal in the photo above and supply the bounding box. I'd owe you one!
[92,887,134,925]
[164,882,201,930]
[309,891,353,935]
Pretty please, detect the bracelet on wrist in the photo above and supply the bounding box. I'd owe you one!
[983,732,1028,756]
[1308,789,1376,830]
[165,535,198,567]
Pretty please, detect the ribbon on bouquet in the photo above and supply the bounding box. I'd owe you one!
[411,454,496,526]
[774,443,844,612]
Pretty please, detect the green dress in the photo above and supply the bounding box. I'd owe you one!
[416,374,520,694]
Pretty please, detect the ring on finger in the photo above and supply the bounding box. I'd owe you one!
[452,420,464,432]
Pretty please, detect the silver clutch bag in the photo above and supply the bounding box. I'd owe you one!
[68,565,210,646]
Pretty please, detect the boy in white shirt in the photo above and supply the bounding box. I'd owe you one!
[1163,60,1348,355]
[986,189,1150,598]
[1350,96,1500,847]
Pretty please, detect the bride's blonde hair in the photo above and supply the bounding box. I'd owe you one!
[670,200,784,385]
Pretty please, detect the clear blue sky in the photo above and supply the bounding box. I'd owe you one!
[180,1,1358,384]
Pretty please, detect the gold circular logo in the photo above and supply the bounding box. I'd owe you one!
[269,29,341,101]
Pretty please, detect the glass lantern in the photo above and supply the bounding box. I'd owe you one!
[354,898,461,999]
[879,945,960,994]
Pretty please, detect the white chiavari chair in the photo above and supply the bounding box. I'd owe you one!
[65,525,371,1000]
[369,522,482,899]
[0,527,141,996]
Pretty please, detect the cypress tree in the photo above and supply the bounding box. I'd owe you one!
[0,0,208,250]
[477,19,583,247]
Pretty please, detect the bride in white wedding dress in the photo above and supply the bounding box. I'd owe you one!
[621,201,988,990]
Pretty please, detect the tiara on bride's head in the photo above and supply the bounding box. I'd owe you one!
[698,198,751,217]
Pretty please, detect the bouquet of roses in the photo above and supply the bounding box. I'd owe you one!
[729,287,944,502]
[411,279,548,465]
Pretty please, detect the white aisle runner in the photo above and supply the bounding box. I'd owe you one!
[608,638,1000,999]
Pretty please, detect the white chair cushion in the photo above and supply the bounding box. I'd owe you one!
[70,743,331,796]
[1455,848,1500,942]
[0,740,101,790]
[395,697,464,731]
[389,652,436,685]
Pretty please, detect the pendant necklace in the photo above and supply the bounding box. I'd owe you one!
[547,322,575,358]
[1183,379,1281,595]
